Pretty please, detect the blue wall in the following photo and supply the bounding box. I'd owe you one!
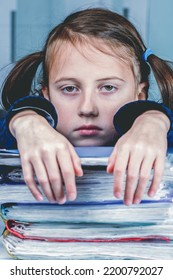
[148,0,173,61]
[15,0,122,59]
[1,0,173,65]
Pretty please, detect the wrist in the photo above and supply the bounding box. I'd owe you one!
[134,110,170,133]
[6,96,58,129]
[9,110,47,137]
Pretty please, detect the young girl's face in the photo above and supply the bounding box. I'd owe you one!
[43,41,146,146]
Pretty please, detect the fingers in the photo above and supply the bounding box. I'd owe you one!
[21,144,82,204]
[14,118,83,204]
[38,154,66,204]
[132,158,153,204]
[148,157,165,197]
[132,156,164,204]
[21,154,57,203]
[107,146,129,199]
[108,146,165,206]
[32,159,57,203]
[21,158,44,202]
[56,146,78,201]
[124,151,143,205]
[68,143,83,177]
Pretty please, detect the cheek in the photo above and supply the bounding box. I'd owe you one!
[108,95,136,115]
[100,108,115,131]
[55,104,76,134]
[55,94,79,108]
[101,100,132,128]
[57,109,71,124]
[52,100,73,119]
[102,104,122,120]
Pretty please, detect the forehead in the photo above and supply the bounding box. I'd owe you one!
[48,39,133,74]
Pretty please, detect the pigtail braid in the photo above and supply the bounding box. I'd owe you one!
[1,51,44,110]
[147,55,173,110]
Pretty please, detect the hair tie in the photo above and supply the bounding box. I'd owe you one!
[142,48,153,62]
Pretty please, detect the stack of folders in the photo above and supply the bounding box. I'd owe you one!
[1,147,173,260]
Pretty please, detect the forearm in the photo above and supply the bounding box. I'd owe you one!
[9,110,48,138]
[0,96,58,149]
[134,110,170,134]
[7,109,82,203]
[109,108,169,206]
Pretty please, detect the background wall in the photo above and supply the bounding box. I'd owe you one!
[0,0,16,68]
[148,0,173,61]
[0,0,173,68]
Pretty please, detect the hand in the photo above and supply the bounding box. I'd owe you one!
[9,111,83,203]
[107,111,170,205]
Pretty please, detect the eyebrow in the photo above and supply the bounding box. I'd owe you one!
[96,77,125,82]
[54,76,125,84]
[54,78,80,84]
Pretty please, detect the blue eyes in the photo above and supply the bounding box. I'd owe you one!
[61,85,117,94]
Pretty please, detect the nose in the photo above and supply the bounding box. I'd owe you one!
[78,92,99,117]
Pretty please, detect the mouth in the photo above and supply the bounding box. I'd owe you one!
[74,125,102,136]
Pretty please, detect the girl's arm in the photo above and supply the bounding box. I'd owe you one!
[2,97,172,205]
[0,96,82,203]
[0,95,57,149]
[9,110,83,203]
[108,101,171,205]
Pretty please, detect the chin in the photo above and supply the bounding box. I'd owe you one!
[72,138,109,147]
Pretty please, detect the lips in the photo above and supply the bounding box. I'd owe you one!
[75,125,102,136]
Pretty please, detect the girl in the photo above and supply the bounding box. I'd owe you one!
[1,8,173,205]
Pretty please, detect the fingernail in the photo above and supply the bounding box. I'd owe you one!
[114,192,121,198]
[134,198,140,204]
[57,196,66,204]
[68,192,76,201]
[148,191,155,197]
[107,165,112,173]
[37,195,43,201]
[78,169,83,177]
[124,199,132,206]
[107,169,112,174]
